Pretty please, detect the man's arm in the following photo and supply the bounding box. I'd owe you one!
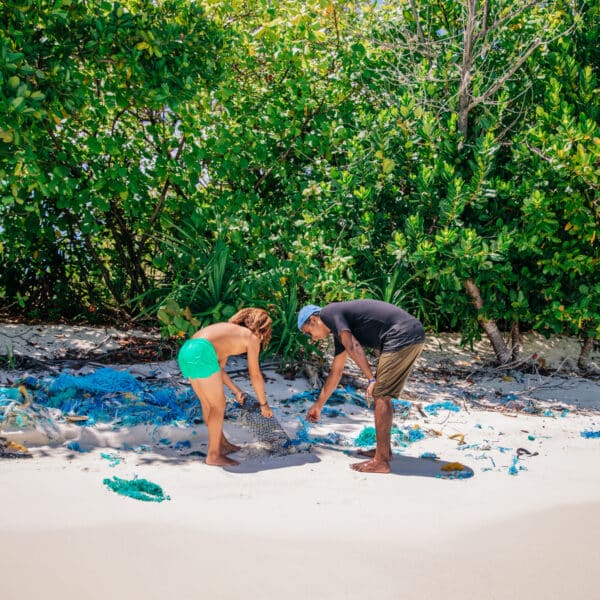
[339,330,377,406]
[306,351,347,422]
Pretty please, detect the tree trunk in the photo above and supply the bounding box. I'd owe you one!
[464,278,512,364]
[458,0,477,138]
[510,321,521,361]
[578,334,596,372]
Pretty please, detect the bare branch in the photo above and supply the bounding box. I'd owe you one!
[474,0,543,42]
[481,0,489,39]
[525,141,556,164]
[408,0,425,44]
[468,39,542,110]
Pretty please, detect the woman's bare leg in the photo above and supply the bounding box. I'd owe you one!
[193,387,240,455]
[191,375,239,467]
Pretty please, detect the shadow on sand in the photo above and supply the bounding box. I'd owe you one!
[341,448,475,479]
[223,450,321,474]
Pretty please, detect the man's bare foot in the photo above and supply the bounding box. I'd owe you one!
[350,459,390,474]
[357,448,376,458]
[357,448,392,458]
[221,441,241,455]
[206,454,240,467]
[356,448,392,458]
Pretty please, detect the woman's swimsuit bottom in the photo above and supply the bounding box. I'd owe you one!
[177,338,220,379]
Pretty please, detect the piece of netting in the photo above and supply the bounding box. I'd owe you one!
[103,476,170,502]
[51,368,142,394]
[226,395,310,456]
[9,370,200,429]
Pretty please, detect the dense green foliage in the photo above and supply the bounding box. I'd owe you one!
[1,0,598,365]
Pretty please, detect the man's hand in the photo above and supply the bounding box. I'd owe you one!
[260,403,273,418]
[365,380,376,408]
[306,403,322,423]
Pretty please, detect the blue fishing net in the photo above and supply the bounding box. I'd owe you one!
[296,418,343,446]
[353,425,426,448]
[423,401,460,415]
[51,368,141,394]
[24,368,200,428]
[286,386,367,406]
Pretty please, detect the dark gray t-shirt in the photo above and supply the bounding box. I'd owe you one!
[320,300,425,356]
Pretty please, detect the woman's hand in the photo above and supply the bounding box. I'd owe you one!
[233,389,247,405]
[260,403,273,418]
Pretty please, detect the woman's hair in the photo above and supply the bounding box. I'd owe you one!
[228,308,272,349]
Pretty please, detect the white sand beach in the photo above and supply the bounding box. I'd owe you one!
[2,324,600,600]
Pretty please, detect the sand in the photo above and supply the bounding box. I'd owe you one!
[1,324,600,600]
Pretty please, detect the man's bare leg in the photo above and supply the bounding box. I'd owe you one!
[220,433,241,455]
[351,396,392,473]
[357,446,392,458]
[191,376,239,467]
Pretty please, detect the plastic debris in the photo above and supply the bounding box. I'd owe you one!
[423,401,460,416]
[103,476,170,502]
[354,427,378,447]
[21,367,200,429]
[51,368,141,394]
[296,419,345,446]
[441,462,465,471]
[226,395,308,455]
[321,406,345,418]
[354,425,425,448]
[0,387,21,401]
[173,440,191,450]
[0,437,32,459]
[437,462,473,479]
[516,447,539,458]
[66,441,89,453]
[420,452,438,460]
[449,433,466,445]
[287,386,366,407]
[581,430,600,439]
[101,452,122,467]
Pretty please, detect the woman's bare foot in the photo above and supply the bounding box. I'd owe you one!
[206,454,240,467]
[350,458,390,474]
[221,440,241,455]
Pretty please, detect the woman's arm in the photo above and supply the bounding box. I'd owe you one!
[246,335,272,418]
[220,362,246,404]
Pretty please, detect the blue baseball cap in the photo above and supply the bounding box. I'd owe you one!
[297,304,321,330]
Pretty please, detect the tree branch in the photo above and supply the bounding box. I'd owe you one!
[408,0,425,44]
[474,0,542,42]
[468,39,542,110]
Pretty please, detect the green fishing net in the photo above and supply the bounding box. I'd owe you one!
[103,476,170,502]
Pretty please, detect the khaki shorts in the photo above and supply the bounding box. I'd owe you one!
[373,343,424,399]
